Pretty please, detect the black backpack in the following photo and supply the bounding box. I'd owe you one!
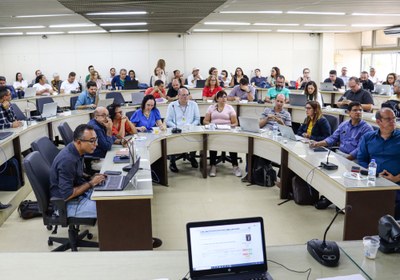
[0,157,22,191]
[292,176,319,205]
[381,100,400,117]
[251,156,277,187]
[18,200,42,220]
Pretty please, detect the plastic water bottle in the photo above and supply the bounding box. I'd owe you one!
[272,123,278,140]
[25,103,31,126]
[368,159,377,182]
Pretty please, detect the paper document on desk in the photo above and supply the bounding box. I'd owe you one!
[215,124,231,130]
[115,148,129,156]
[317,274,366,280]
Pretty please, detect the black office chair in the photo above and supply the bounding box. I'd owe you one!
[323,114,339,133]
[70,96,79,110]
[57,122,74,144]
[31,136,60,167]
[106,92,125,106]
[10,103,26,120]
[125,110,135,120]
[36,97,54,115]
[23,151,98,252]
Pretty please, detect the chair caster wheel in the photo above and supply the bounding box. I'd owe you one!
[87,233,93,240]
[47,225,53,231]
[48,240,53,246]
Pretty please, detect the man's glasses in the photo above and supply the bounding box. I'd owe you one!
[381,117,396,122]
[96,114,109,118]
[79,138,98,144]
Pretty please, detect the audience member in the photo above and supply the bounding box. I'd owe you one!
[75,81,97,110]
[60,72,80,94]
[338,67,349,85]
[111,69,131,90]
[303,81,323,105]
[51,73,62,93]
[229,67,248,87]
[187,67,203,87]
[267,67,280,88]
[251,69,267,88]
[389,79,400,101]
[296,68,312,90]
[167,78,190,101]
[297,100,331,141]
[358,107,400,219]
[383,72,397,94]
[172,69,185,86]
[0,76,17,99]
[202,75,222,101]
[360,71,374,92]
[33,74,54,96]
[31,69,42,85]
[259,94,292,130]
[265,75,289,103]
[228,78,255,102]
[145,79,167,99]
[89,70,105,91]
[13,72,28,98]
[324,70,345,89]
[85,65,95,83]
[130,95,164,132]
[50,124,106,218]
[150,67,167,87]
[203,90,241,177]
[0,86,23,129]
[368,67,381,84]
[165,88,200,172]
[107,103,137,140]
[220,70,231,88]
[337,77,374,112]
[128,70,138,82]
[87,106,116,158]
[106,67,116,87]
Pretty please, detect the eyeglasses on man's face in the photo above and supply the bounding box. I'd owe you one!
[80,137,98,144]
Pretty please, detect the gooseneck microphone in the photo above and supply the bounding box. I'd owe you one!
[320,149,338,170]
[171,104,182,134]
[307,205,352,267]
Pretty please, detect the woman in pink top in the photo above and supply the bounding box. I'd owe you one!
[203,90,241,177]
[202,75,222,101]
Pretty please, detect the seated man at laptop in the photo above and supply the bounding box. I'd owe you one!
[50,124,106,218]
[60,72,80,94]
[336,77,374,112]
[0,86,23,129]
[227,78,255,102]
[165,88,200,172]
[145,79,167,99]
[87,106,117,158]
[323,70,345,90]
[75,81,97,110]
[167,78,191,101]
[259,94,292,129]
[264,75,290,103]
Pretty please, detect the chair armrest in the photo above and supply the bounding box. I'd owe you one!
[50,197,68,227]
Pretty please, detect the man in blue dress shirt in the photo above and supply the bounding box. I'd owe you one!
[75,81,97,110]
[310,101,373,160]
[358,108,400,219]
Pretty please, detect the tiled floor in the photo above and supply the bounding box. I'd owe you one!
[0,159,344,252]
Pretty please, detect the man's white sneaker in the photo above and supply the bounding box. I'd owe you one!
[209,165,217,177]
[233,166,242,177]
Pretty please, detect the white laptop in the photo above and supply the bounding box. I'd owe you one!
[278,124,303,141]
[131,91,145,105]
[41,102,58,118]
[97,98,114,108]
[24,87,37,98]
[374,84,391,95]
[239,116,263,133]
[320,82,335,91]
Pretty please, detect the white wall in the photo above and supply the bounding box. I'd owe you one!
[334,33,362,78]
[0,32,353,85]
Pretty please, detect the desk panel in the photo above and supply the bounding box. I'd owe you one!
[208,133,249,154]
[166,133,204,155]
[253,137,281,163]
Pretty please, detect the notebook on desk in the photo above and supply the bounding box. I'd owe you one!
[95,156,140,191]
[186,217,273,280]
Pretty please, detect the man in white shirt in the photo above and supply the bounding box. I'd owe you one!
[369,67,381,85]
[33,74,54,96]
[106,67,116,87]
[186,67,203,87]
[60,72,80,94]
[339,66,349,86]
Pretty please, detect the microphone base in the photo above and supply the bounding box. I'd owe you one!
[122,164,132,172]
[321,162,338,170]
[171,128,182,134]
[307,239,340,267]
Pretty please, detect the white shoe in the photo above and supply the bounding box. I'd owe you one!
[209,165,216,177]
[233,166,242,177]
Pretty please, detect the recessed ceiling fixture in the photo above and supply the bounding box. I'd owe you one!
[192,29,229,32]
[0,32,23,36]
[50,24,96,28]
[277,29,313,33]
[254,23,299,26]
[219,11,282,14]
[304,24,346,27]
[86,11,147,16]
[109,29,148,32]
[15,14,74,18]
[351,24,392,27]
[287,11,345,15]
[204,22,250,26]
[26,32,65,35]
[352,13,400,16]
[68,30,107,34]
[99,22,147,27]
[0,25,45,30]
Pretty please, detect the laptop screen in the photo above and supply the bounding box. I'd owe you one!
[187,217,267,278]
